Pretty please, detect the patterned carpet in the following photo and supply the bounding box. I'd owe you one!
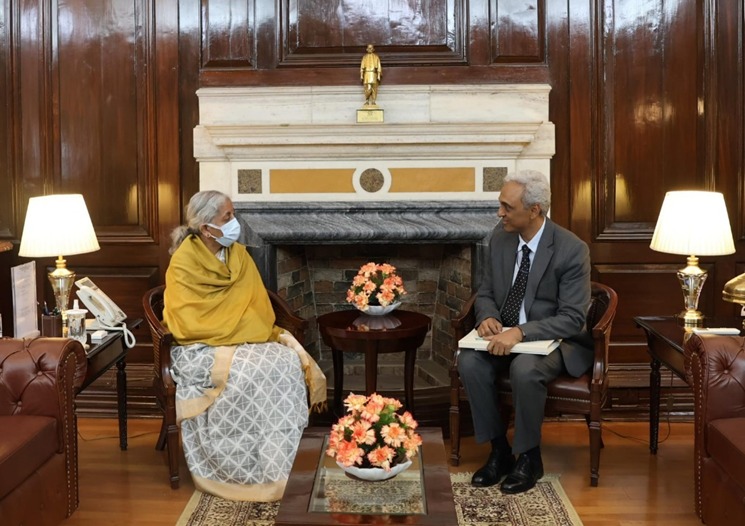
[177,473,583,526]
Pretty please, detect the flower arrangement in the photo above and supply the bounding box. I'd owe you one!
[327,393,422,471]
[346,262,406,311]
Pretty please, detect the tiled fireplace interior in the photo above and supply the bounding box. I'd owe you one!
[239,200,500,393]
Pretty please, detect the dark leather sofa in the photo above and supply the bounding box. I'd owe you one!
[685,333,745,525]
[0,337,87,526]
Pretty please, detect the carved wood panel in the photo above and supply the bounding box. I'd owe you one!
[595,0,702,240]
[56,0,155,240]
[200,0,254,68]
[279,0,466,66]
[490,0,544,63]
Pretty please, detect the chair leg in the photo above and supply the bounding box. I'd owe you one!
[588,417,602,487]
[166,423,180,489]
[585,414,604,449]
[155,415,167,450]
[449,376,462,466]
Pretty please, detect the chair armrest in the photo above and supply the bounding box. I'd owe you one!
[451,293,477,341]
[686,334,745,424]
[0,337,87,450]
[269,289,308,344]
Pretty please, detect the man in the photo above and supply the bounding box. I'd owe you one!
[360,44,382,106]
[458,169,593,494]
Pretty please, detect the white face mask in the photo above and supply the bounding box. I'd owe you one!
[207,217,241,247]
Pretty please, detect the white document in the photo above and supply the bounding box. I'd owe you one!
[11,261,40,338]
[458,328,560,355]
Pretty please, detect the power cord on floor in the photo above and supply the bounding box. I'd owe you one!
[601,370,675,446]
[77,429,160,442]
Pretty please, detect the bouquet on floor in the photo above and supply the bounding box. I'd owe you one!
[346,262,406,311]
[326,392,422,471]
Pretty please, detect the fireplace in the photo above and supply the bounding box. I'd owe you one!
[194,83,554,421]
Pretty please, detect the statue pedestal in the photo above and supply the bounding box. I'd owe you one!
[357,106,384,123]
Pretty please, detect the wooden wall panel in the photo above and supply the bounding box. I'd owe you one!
[491,0,544,63]
[597,0,701,238]
[0,0,13,239]
[0,1,182,347]
[279,0,466,66]
[56,1,152,238]
[200,0,254,68]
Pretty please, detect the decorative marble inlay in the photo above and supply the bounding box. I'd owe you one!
[483,167,508,191]
[359,169,385,193]
[238,169,262,194]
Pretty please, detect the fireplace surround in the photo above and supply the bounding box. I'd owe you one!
[194,83,554,422]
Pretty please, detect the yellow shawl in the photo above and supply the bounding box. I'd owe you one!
[164,236,279,346]
[164,236,326,412]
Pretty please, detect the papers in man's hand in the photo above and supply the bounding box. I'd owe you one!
[458,328,560,355]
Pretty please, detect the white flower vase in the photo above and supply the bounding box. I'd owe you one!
[337,459,412,482]
[359,301,401,316]
[353,302,402,329]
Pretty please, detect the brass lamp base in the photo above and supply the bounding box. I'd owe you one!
[48,255,75,320]
[676,255,707,327]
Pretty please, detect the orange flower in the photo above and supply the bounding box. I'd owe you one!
[346,262,406,310]
[367,445,395,470]
[326,392,422,471]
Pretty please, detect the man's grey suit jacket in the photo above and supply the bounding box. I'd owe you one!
[475,217,594,377]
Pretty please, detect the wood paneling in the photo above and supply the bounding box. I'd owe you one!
[200,0,254,68]
[597,0,701,238]
[2,0,745,418]
[279,0,466,66]
[0,0,182,346]
[491,0,544,63]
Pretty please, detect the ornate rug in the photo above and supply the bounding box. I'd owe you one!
[176,473,583,526]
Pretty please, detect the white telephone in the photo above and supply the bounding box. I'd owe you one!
[75,277,136,348]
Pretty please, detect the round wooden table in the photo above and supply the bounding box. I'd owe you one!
[316,309,431,415]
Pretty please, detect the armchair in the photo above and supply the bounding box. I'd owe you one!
[449,281,617,487]
[685,333,745,525]
[0,337,87,525]
[142,285,308,488]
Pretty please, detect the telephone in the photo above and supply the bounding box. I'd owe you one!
[74,277,136,348]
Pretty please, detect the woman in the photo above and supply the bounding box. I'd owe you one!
[163,190,326,501]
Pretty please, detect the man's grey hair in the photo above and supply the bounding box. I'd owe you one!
[169,190,230,254]
[504,170,551,216]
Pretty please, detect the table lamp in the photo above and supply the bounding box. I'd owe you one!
[18,194,100,317]
[650,190,735,326]
[722,273,745,328]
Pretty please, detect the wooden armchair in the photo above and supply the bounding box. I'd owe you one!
[449,281,617,487]
[142,285,307,489]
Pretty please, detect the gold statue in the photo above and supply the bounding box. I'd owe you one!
[360,44,382,106]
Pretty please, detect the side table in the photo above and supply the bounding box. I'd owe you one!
[78,318,141,450]
[634,315,742,453]
[317,309,431,414]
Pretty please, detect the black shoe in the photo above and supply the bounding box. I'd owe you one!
[500,453,544,494]
[471,449,516,487]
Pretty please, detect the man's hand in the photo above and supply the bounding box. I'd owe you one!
[477,317,503,337]
[484,327,524,356]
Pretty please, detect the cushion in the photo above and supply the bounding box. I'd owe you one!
[0,415,59,500]
[707,417,745,491]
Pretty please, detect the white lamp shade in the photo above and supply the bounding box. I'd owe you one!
[19,194,100,257]
[650,191,735,256]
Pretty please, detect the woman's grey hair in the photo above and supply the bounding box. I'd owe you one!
[169,190,230,254]
[504,170,551,216]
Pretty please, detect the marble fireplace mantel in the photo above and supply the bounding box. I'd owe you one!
[195,83,554,287]
[195,84,554,202]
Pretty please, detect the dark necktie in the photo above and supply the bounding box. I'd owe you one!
[502,245,531,328]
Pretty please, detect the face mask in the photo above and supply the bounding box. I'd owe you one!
[207,217,241,247]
